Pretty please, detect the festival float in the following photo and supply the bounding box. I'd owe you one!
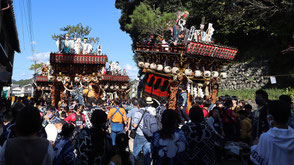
[135,12,238,110]
[34,36,129,107]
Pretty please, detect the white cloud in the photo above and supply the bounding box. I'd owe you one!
[26,52,50,63]
[31,41,36,45]
[124,64,138,80]
[20,72,33,79]
[124,64,138,71]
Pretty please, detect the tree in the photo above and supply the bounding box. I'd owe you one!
[29,63,43,71]
[52,23,99,48]
[125,3,176,40]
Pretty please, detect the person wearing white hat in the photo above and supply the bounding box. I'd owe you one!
[145,97,156,116]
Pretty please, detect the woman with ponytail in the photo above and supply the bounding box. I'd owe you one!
[76,110,113,165]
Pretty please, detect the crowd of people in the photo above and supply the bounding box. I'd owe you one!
[0,89,293,165]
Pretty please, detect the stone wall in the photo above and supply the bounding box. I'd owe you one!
[219,61,269,90]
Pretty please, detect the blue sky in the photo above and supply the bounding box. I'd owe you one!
[12,0,138,80]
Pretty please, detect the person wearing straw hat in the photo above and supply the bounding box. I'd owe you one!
[145,97,156,116]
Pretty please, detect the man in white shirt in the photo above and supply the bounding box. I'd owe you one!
[250,100,294,165]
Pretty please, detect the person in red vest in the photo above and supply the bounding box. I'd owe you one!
[64,105,85,129]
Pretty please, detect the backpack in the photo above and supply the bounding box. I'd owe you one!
[141,110,159,141]
[156,105,166,130]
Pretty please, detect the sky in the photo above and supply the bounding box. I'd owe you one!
[12,0,138,81]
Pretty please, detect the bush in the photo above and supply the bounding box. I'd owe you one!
[218,88,287,100]
[285,87,294,99]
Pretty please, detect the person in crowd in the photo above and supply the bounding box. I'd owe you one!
[250,100,294,165]
[208,108,224,138]
[127,99,139,131]
[177,85,190,124]
[42,106,60,127]
[155,96,168,130]
[238,100,246,111]
[77,110,113,164]
[45,120,63,146]
[53,123,75,165]
[132,99,152,165]
[232,96,241,117]
[251,89,270,144]
[64,105,85,129]
[239,110,252,144]
[0,106,54,165]
[64,104,85,147]
[216,100,224,109]
[152,109,186,165]
[279,95,294,129]
[108,133,131,165]
[221,98,238,141]
[145,97,156,116]
[208,107,225,163]
[107,99,127,146]
[244,104,253,119]
[181,106,216,165]
[59,111,67,122]
[1,111,13,135]
[83,82,96,104]
[202,100,211,118]
[0,102,25,146]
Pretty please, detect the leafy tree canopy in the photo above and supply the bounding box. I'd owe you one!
[51,23,99,49]
[29,63,44,71]
[125,3,176,40]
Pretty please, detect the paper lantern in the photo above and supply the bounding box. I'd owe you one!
[164,66,171,73]
[144,62,150,69]
[194,70,202,77]
[185,69,193,76]
[212,71,219,78]
[172,67,179,74]
[150,63,157,70]
[157,64,163,71]
[138,61,144,68]
[204,71,211,78]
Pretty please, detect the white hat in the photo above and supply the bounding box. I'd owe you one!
[146,97,153,104]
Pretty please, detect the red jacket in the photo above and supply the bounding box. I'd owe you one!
[64,113,85,123]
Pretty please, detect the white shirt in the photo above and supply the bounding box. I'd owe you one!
[250,127,294,165]
[45,124,58,143]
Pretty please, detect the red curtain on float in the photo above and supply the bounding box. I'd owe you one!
[144,73,170,97]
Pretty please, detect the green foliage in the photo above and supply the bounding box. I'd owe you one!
[52,23,91,40]
[29,63,44,71]
[51,23,99,52]
[14,79,33,87]
[286,87,294,99]
[219,88,287,100]
[125,3,176,40]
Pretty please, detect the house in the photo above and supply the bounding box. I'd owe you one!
[0,0,20,95]
[10,84,22,97]
[23,84,34,97]
[8,83,34,97]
